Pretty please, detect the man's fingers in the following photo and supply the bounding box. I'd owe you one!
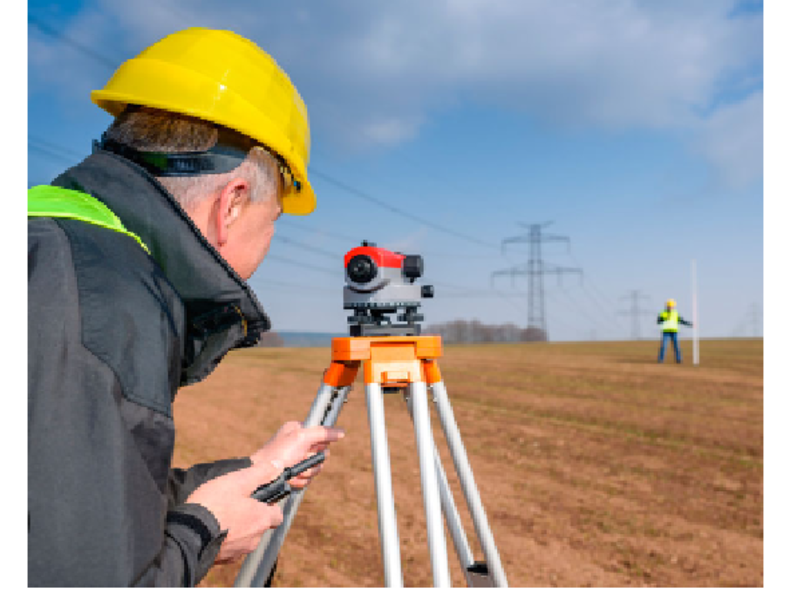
[301,426,345,446]
[293,462,324,480]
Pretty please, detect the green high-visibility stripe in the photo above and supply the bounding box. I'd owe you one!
[27,185,150,254]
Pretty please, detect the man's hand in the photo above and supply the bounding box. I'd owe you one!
[185,422,344,564]
[250,421,345,488]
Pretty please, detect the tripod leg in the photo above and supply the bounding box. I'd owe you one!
[408,381,451,587]
[430,381,509,587]
[433,449,475,577]
[365,383,404,587]
[234,383,349,587]
[404,392,474,581]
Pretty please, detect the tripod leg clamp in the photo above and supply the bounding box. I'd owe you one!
[323,362,360,387]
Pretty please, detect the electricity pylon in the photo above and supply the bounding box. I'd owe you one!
[491,222,582,340]
[618,290,651,340]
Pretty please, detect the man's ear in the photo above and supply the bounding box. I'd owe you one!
[215,177,250,247]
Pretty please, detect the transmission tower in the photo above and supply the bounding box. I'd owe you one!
[618,290,651,340]
[491,222,582,339]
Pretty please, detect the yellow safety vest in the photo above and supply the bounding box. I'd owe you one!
[660,310,680,333]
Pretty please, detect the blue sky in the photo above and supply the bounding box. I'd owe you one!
[26,0,765,341]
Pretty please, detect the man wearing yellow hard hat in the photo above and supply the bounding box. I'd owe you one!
[28,28,344,586]
[656,299,693,363]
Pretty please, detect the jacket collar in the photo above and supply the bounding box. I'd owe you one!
[52,150,271,384]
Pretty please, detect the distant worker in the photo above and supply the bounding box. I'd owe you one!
[657,299,693,363]
[28,28,344,586]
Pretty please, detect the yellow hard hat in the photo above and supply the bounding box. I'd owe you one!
[666,299,676,307]
[90,27,315,215]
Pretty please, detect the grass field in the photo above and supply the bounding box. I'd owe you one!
[173,338,763,587]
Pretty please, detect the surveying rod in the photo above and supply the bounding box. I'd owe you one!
[692,259,699,365]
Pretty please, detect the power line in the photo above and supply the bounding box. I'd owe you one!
[309,167,496,248]
[564,246,628,330]
[28,15,121,70]
[28,143,78,167]
[29,136,86,161]
[280,220,520,261]
[256,279,338,293]
[277,220,361,245]
[548,284,617,339]
[271,234,342,261]
[542,291,595,339]
[262,252,341,277]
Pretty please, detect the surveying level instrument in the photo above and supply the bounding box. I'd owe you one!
[344,240,434,337]
[234,242,508,587]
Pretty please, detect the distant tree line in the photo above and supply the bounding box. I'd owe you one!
[255,321,547,347]
[423,319,547,343]
[256,331,285,347]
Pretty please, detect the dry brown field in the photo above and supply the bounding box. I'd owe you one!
[173,338,763,587]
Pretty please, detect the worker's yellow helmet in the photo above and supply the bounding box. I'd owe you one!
[90,27,315,215]
[666,299,676,308]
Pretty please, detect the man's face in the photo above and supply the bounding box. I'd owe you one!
[223,187,282,280]
[231,194,282,279]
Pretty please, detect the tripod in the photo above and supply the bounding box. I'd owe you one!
[234,335,507,587]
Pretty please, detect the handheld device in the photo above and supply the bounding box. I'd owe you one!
[252,452,327,504]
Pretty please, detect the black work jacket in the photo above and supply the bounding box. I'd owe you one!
[28,150,271,586]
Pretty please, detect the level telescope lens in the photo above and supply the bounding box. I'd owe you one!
[347,254,378,283]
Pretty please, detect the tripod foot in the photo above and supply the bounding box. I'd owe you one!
[465,562,492,587]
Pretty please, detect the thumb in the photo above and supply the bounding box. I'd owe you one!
[228,461,284,496]
[280,421,303,434]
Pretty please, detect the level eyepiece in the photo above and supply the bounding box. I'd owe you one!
[402,255,423,281]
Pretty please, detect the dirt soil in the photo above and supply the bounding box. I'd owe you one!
[173,338,763,587]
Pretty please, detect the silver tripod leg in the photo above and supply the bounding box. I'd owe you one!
[430,381,508,587]
[408,381,451,587]
[234,383,350,587]
[364,383,403,587]
[433,448,475,577]
[403,390,474,577]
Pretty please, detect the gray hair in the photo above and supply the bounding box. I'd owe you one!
[103,106,279,209]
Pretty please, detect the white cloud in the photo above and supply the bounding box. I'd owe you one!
[695,91,763,189]
[359,115,425,148]
[28,0,763,186]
